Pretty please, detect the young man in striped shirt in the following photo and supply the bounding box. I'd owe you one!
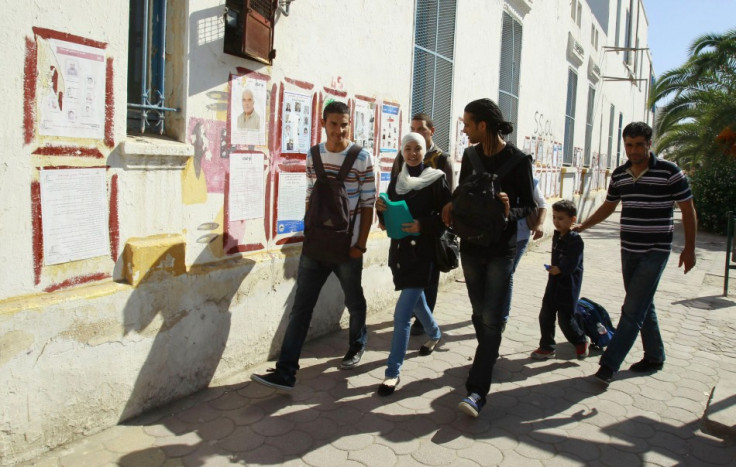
[573,121,697,386]
[252,102,376,391]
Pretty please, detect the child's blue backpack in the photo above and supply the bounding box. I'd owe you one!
[575,297,616,349]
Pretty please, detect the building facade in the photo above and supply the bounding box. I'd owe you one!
[0,0,652,462]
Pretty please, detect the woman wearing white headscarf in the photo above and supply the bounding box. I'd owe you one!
[375,132,452,396]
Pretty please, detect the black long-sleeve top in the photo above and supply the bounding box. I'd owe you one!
[456,143,535,258]
[544,230,584,305]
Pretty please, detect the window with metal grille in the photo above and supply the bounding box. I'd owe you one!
[498,12,522,145]
[583,86,595,167]
[607,104,615,168]
[563,69,578,166]
[411,0,456,152]
[127,0,178,135]
[623,7,632,64]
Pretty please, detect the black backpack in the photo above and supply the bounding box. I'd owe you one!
[451,146,527,246]
[302,144,362,263]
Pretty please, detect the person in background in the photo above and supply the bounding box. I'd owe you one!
[502,176,547,325]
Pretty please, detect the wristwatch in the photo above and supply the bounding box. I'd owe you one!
[354,245,367,253]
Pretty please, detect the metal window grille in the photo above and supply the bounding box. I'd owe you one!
[616,112,623,167]
[411,0,456,151]
[498,12,522,145]
[127,0,177,134]
[563,69,578,166]
[623,8,631,64]
[584,86,595,167]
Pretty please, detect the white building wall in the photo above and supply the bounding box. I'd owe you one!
[0,0,652,462]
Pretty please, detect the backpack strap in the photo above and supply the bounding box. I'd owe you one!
[337,144,363,181]
[310,145,327,181]
[311,144,363,181]
[468,145,486,175]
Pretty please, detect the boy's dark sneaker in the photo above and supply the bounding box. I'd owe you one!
[251,370,294,391]
[593,365,614,386]
[576,340,590,359]
[340,347,365,370]
[458,393,485,418]
[629,359,664,372]
[410,320,425,336]
[531,348,556,360]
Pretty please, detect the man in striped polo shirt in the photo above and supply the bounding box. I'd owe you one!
[574,121,697,386]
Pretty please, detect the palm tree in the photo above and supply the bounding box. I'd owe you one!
[649,28,736,170]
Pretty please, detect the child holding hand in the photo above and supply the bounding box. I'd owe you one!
[531,199,589,360]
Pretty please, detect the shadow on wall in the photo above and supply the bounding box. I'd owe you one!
[118,245,253,422]
[187,6,268,98]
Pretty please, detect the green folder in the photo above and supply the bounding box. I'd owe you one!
[379,193,418,239]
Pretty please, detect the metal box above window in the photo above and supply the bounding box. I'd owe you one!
[224,0,276,65]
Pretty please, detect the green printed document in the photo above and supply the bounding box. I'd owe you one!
[379,193,418,239]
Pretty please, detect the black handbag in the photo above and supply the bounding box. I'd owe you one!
[435,229,459,273]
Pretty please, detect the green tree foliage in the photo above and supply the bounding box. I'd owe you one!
[689,157,736,234]
[649,29,736,170]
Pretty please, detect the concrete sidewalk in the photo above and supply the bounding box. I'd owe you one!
[22,212,736,466]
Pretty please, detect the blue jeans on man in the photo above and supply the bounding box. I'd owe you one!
[600,250,669,372]
[461,251,513,403]
[386,288,441,378]
[502,238,529,322]
[275,254,367,385]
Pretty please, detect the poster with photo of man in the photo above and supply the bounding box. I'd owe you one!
[231,75,267,146]
[353,99,375,153]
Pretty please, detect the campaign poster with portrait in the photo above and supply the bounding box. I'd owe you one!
[230,75,267,147]
[38,39,106,140]
[379,104,400,153]
[354,100,375,153]
[282,91,311,154]
[455,117,469,162]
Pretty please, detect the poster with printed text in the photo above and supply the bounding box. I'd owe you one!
[455,117,469,162]
[282,91,311,154]
[231,75,267,147]
[354,100,375,153]
[228,152,265,221]
[38,39,106,140]
[276,172,307,234]
[379,104,400,153]
[40,168,109,265]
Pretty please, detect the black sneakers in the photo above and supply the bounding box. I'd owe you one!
[629,359,664,372]
[593,365,614,386]
[251,370,294,391]
[419,338,441,356]
[340,347,365,370]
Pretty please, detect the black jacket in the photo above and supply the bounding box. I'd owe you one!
[456,143,535,258]
[544,230,584,305]
[379,172,452,290]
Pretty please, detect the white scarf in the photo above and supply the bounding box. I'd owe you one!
[395,163,445,195]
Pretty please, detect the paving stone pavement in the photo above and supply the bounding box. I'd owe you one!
[22,211,736,466]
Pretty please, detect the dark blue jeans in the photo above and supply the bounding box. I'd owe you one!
[275,254,367,385]
[461,251,513,403]
[600,250,669,372]
[503,238,529,321]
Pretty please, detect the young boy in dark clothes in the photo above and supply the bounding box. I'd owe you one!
[531,199,589,360]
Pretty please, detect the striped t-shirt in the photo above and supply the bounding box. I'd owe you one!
[606,153,692,253]
[306,142,376,244]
